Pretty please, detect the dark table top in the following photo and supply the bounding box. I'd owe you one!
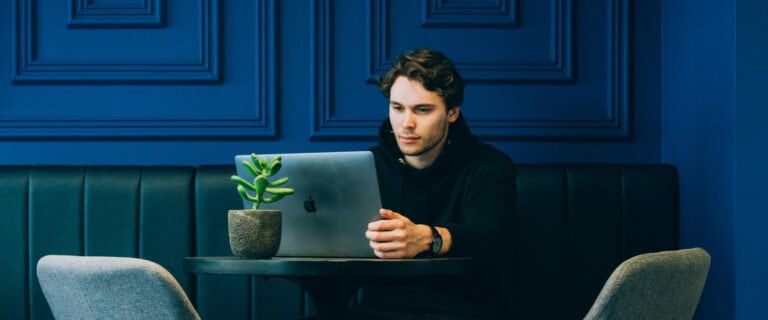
[185,256,474,277]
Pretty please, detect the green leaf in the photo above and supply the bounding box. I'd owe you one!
[268,156,282,170]
[231,175,257,191]
[270,161,282,175]
[265,187,294,195]
[268,177,289,187]
[259,159,269,175]
[236,185,260,202]
[250,153,264,171]
[262,194,285,203]
[242,160,261,177]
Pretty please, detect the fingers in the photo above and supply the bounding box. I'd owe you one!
[367,209,418,259]
[368,240,406,252]
[366,229,411,259]
[365,229,406,242]
[367,218,406,231]
[369,209,412,231]
[379,208,406,220]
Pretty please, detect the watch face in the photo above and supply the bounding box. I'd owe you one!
[432,236,442,254]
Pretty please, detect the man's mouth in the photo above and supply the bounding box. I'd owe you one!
[399,135,420,144]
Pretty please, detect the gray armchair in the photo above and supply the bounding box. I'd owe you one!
[37,255,200,320]
[584,248,711,320]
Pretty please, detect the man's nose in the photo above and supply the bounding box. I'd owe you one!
[401,111,415,129]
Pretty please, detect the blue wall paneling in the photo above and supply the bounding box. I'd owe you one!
[0,0,662,165]
[14,0,216,83]
[312,0,631,140]
[68,0,166,29]
[6,0,277,139]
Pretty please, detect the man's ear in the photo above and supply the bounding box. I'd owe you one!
[447,107,460,123]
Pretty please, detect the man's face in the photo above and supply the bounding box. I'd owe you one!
[388,76,460,161]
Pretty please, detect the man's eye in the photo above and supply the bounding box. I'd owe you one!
[416,107,430,113]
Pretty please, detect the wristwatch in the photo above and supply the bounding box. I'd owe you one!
[429,225,443,256]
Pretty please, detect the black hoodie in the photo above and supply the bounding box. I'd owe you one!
[361,114,517,318]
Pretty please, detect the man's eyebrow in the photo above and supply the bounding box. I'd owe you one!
[388,101,437,109]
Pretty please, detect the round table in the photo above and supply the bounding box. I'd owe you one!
[185,256,473,319]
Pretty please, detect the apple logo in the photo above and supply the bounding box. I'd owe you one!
[303,196,317,213]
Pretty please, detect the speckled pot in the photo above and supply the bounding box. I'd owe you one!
[228,209,282,259]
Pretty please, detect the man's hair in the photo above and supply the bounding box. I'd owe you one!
[377,48,464,109]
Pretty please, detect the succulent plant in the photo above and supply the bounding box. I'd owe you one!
[231,153,294,210]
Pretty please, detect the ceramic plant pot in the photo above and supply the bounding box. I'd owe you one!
[228,209,282,258]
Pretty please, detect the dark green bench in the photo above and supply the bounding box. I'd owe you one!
[0,164,677,319]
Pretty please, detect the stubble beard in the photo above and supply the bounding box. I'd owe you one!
[397,122,449,158]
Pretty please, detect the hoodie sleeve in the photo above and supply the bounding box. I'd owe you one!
[444,152,516,259]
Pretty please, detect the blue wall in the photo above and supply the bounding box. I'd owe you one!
[663,1,768,318]
[735,0,768,317]
[0,0,662,166]
[661,1,735,319]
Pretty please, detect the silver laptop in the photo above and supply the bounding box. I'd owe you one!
[234,151,381,257]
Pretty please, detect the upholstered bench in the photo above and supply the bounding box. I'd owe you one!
[0,164,677,319]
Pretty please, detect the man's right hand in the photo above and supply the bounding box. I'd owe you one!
[365,209,433,259]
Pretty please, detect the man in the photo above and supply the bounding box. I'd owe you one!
[355,48,517,319]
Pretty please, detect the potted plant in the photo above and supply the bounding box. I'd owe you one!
[229,153,294,258]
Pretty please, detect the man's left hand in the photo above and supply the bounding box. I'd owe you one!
[365,209,432,259]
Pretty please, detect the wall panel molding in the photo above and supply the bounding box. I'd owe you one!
[311,0,384,140]
[2,0,277,139]
[69,0,166,28]
[468,0,630,139]
[368,0,573,83]
[312,0,630,140]
[421,0,518,28]
[13,0,217,83]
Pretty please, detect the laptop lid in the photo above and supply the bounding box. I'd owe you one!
[234,151,381,258]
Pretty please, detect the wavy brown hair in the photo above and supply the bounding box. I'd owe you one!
[377,48,464,109]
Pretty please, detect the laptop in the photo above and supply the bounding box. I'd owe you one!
[234,151,381,257]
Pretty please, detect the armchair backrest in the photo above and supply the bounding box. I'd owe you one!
[37,255,200,320]
[583,248,711,320]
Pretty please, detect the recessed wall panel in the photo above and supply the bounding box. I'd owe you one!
[3,0,277,139]
[312,0,629,140]
[421,0,519,28]
[68,0,166,28]
[15,0,214,82]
